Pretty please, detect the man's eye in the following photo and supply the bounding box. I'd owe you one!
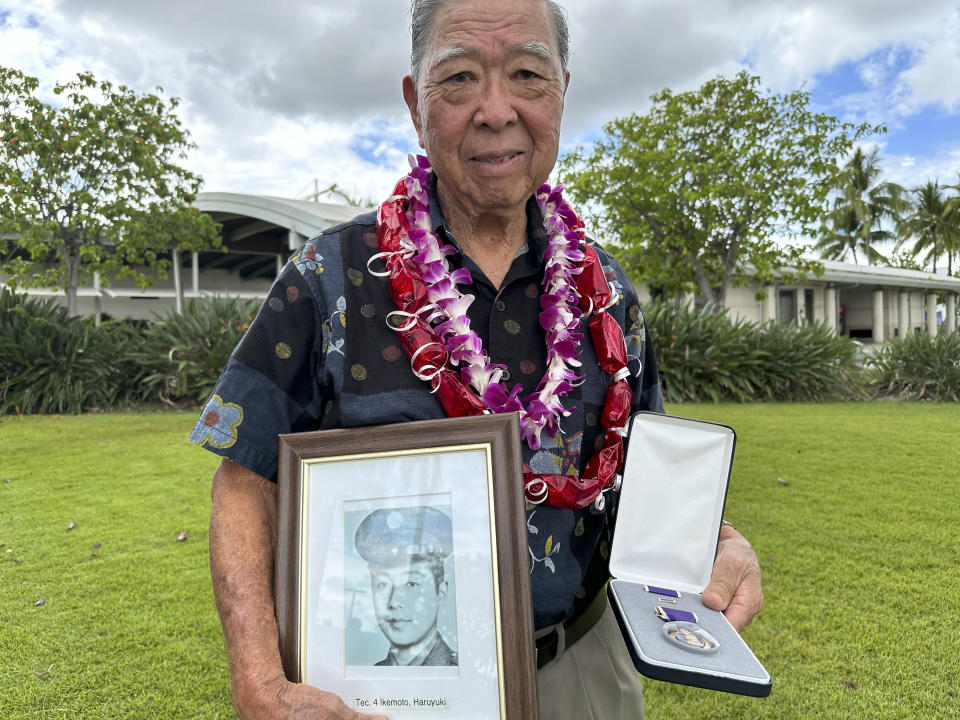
[406,581,420,589]
[515,69,540,81]
[446,71,471,84]
[375,581,389,590]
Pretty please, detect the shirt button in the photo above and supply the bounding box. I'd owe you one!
[495,300,506,312]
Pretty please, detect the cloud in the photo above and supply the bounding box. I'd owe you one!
[885,145,960,189]
[897,9,960,112]
[52,0,412,120]
[1,0,959,199]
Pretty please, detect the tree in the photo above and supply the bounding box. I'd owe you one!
[0,66,220,316]
[815,147,905,265]
[560,71,877,311]
[942,175,960,274]
[896,180,960,274]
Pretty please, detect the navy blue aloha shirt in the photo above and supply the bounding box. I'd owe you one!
[190,177,664,629]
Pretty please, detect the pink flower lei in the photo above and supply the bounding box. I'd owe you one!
[371,155,634,510]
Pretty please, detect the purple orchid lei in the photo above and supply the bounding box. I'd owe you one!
[397,155,586,451]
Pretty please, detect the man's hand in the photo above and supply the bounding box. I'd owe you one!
[700,524,764,632]
[234,673,387,720]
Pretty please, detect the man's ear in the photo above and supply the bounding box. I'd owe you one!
[438,580,448,600]
[402,75,425,149]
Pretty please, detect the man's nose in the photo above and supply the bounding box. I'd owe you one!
[387,587,404,609]
[474,75,518,130]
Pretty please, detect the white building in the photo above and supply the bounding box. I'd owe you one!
[4,192,958,340]
[714,260,960,340]
[1,193,371,322]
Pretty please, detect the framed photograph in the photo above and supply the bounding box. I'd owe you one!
[276,413,537,719]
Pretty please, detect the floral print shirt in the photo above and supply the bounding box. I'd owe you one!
[191,184,663,629]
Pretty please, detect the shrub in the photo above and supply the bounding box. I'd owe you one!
[0,288,143,414]
[866,331,960,401]
[129,296,260,406]
[643,299,863,402]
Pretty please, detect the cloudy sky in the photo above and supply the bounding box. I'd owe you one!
[2,0,959,205]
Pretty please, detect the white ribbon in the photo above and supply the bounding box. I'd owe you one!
[384,303,441,332]
[583,295,594,318]
[602,289,620,312]
[524,477,549,505]
[409,341,447,384]
[365,250,400,277]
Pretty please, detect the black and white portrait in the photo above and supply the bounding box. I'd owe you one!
[343,498,459,670]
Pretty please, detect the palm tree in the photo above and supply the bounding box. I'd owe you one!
[815,147,905,264]
[943,175,960,274]
[898,180,960,274]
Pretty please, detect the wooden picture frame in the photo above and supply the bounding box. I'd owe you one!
[276,413,537,719]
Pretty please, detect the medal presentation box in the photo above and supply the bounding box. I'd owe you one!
[608,412,772,697]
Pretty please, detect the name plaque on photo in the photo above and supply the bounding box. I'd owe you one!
[276,414,538,720]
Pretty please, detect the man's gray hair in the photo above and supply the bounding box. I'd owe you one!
[409,0,569,85]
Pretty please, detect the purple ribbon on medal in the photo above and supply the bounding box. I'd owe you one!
[644,584,680,599]
[655,606,698,623]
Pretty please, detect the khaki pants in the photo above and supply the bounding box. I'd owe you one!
[536,603,645,719]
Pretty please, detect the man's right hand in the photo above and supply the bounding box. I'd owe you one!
[235,675,387,720]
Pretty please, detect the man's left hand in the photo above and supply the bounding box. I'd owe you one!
[700,524,764,632]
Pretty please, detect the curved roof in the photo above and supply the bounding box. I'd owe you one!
[189,192,374,280]
[194,192,373,240]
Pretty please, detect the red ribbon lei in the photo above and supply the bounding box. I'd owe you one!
[373,163,633,510]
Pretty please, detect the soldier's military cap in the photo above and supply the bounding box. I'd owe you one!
[355,506,453,565]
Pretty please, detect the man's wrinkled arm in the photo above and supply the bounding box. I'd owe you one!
[210,458,288,716]
[209,458,384,720]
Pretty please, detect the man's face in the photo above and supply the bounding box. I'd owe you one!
[402,0,568,219]
[370,559,446,649]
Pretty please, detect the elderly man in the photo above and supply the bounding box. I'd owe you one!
[195,0,763,718]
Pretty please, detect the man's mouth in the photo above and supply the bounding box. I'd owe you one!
[473,152,521,164]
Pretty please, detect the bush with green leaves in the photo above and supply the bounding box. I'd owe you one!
[866,331,960,401]
[0,288,143,414]
[642,299,864,402]
[129,296,260,406]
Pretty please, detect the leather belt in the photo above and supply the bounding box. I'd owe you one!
[535,584,608,669]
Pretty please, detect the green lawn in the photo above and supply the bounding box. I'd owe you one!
[1,404,958,719]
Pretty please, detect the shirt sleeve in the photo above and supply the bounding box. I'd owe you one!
[188,262,330,480]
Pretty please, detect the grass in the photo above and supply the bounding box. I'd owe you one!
[644,402,960,720]
[0,413,227,719]
[2,404,958,719]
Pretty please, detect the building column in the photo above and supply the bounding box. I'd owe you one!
[288,229,305,251]
[926,292,938,336]
[93,272,102,328]
[872,289,885,343]
[897,290,909,338]
[172,248,183,314]
[886,289,897,340]
[946,293,957,334]
[191,251,200,294]
[276,253,284,277]
[824,287,837,331]
[762,285,776,323]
